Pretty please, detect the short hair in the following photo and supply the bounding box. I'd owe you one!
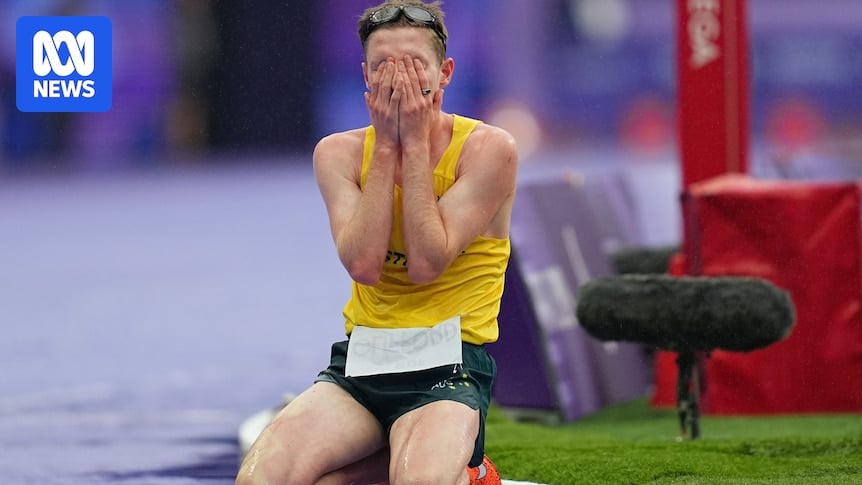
[357,0,448,62]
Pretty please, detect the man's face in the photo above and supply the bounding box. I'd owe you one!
[363,26,444,90]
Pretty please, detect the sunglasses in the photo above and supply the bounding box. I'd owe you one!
[367,5,447,52]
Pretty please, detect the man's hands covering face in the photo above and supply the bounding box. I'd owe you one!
[365,56,443,147]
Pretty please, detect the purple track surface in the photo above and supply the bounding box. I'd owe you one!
[0,160,350,484]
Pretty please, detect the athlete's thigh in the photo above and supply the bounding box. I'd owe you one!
[240,381,386,483]
[388,400,479,480]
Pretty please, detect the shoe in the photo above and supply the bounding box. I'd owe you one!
[468,455,501,485]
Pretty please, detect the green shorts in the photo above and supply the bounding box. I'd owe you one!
[315,339,496,468]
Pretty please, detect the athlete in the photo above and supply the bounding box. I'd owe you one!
[237,1,517,483]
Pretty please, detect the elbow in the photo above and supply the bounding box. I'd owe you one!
[344,256,383,286]
[351,270,381,286]
[406,258,445,284]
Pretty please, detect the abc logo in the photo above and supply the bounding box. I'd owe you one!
[16,16,112,112]
[32,30,97,98]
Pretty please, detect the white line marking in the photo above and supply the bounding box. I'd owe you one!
[562,224,592,284]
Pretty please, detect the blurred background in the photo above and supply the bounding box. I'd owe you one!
[2,0,862,483]
[2,0,861,175]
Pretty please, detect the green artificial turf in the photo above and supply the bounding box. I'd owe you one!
[484,398,862,485]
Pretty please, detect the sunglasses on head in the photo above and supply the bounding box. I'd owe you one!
[367,5,447,52]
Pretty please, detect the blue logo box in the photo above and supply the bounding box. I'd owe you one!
[16,16,112,112]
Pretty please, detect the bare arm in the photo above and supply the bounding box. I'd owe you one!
[401,126,518,283]
[313,135,398,286]
[313,59,404,285]
[397,56,518,283]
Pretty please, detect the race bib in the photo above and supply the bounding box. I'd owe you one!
[345,316,462,377]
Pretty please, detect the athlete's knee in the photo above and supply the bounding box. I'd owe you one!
[236,465,319,485]
[236,450,319,485]
[235,460,261,485]
[391,463,468,485]
[235,452,274,485]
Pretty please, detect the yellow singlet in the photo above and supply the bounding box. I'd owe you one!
[342,114,511,345]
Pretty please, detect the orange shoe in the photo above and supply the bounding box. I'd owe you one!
[468,455,501,485]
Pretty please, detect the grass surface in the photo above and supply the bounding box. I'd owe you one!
[485,398,862,485]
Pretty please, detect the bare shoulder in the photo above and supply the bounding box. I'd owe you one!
[313,128,366,167]
[470,122,518,155]
[459,121,519,176]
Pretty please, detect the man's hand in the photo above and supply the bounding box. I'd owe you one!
[365,57,402,148]
[397,55,442,150]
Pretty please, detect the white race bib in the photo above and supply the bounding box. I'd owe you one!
[345,316,462,377]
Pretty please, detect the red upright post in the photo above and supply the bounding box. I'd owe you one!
[677,0,750,189]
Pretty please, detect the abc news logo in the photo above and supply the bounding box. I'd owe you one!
[16,16,112,112]
[33,30,96,98]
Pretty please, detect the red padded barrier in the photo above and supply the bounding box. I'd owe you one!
[654,175,862,413]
